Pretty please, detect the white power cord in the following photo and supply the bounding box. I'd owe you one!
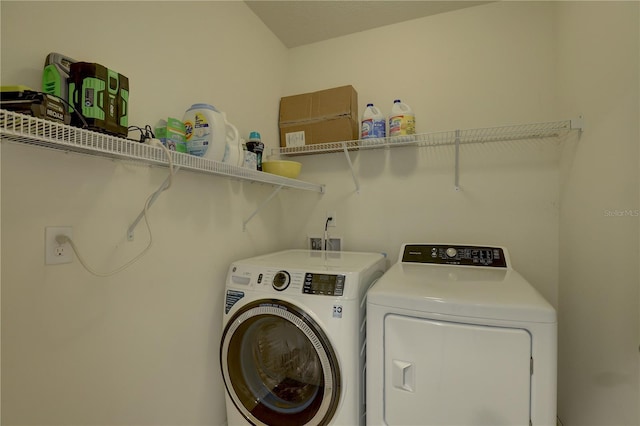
[56,139,175,277]
[149,138,175,190]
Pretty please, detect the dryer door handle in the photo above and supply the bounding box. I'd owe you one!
[392,359,414,392]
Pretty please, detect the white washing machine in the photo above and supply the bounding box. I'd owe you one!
[366,244,557,426]
[221,249,386,426]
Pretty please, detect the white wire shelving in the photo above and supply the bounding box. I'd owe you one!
[0,109,325,193]
[1,109,583,228]
[272,117,584,192]
[0,109,325,233]
[273,118,582,155]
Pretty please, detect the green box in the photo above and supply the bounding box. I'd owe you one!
[155,117,187,153]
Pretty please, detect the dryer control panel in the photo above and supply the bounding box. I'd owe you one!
[402,244,508,268]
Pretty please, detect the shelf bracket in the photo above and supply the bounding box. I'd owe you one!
[454,129,461,191]
[127,167,180,241]
[243,185,284,231]
[571,115,584,132]
[342,142,360,194]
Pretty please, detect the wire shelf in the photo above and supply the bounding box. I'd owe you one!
[272,119,579,156]
[0,109,325,193]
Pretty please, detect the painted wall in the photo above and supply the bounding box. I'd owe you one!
[0,2,295,425]
[1,1,638,425]
[556,2,640,425]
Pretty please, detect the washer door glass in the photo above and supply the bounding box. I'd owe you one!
[221,299,341,426]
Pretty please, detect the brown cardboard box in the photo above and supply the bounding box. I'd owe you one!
[279,85,358,148]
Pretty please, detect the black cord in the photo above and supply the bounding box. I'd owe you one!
[145,124,155,138]
[128,125,155,143]
[324,216,332,250]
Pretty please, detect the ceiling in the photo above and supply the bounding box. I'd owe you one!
[245,1,492,48]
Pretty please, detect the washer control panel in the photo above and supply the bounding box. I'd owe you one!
[302,273,346,296]
[229,265,349,296]
[402,244,508,268]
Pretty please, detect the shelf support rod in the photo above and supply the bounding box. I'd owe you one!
[454,129,461,191]
[127,166,180,241]
[243,185,284,231]
[342,142,360,194]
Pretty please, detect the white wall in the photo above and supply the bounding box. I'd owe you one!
[1,1,638,426]
[282,1,561,306]
[1,2,295,425]
[556,2,640,425]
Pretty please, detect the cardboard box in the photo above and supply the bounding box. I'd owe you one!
[279,85,358,148]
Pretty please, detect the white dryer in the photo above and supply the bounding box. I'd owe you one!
[221,249,386,426]
[366,244,557,426]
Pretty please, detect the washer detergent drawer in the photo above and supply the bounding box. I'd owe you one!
[384,315,531,426]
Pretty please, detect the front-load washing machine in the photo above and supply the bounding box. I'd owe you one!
[221,249,386,426]
[366,244,557,426]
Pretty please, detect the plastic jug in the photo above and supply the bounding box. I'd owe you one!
[183,103,230,161]
[361,103,386,140]
[221,113,242,167]
[388,99,416,137]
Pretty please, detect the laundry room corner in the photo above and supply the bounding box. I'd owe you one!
[1,0,638,425]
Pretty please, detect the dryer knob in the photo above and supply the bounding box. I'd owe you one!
[272,271,291,291]
[446,247,458,258]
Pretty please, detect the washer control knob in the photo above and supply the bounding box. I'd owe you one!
[272,271,291,291]
[446,247,458,258]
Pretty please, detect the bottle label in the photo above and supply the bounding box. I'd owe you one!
[184,112,211,156]
[362,118,386,139]
[246,141,264,170]
[361,119,373,139]
[389,115,415,136]
[372,119,386,138]
[405,115,415,135]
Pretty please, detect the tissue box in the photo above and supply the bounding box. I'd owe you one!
[155,117,187,153]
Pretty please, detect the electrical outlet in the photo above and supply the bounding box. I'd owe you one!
[45,226,73,265]
[309,236,343,251]
[309,236,323,251]
[326,211,336,227]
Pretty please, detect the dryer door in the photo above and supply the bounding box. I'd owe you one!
[384,315,532,425]
[221,299,341,426]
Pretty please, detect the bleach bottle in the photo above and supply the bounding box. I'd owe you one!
[388,99,416,137]
[361,103,386,140]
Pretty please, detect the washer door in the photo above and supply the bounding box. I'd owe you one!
[221,299,341,426]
